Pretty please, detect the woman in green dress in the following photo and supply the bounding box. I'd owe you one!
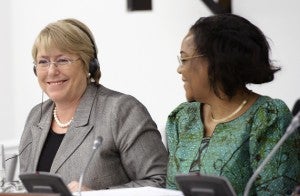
[166,14,300,195]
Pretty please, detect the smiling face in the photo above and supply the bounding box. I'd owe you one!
[35,46,88,105]
[177,32,212,102]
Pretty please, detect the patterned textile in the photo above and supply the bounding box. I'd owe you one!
[166,96,300,196]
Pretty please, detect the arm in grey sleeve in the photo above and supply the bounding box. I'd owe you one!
[110,95,168,188]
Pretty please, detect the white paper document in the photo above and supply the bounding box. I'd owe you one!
[80,186,184,196]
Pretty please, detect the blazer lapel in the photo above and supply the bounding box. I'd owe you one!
[31,104,54,171]
[50,84,99,173]
[50,125,93,173]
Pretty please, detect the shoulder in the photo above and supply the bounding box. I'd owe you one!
[97,84,143,107]
[95,84,152,120]
[256,96,290,110]
[166,102,202,155]
[251,96,291,122]
[166,101,201,134]
[168,101,200,120]
[247,96,292,138]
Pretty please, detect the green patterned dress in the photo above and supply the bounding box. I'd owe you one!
[166,96,300,195]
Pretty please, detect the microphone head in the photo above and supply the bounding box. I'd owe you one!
[295,110,300,120]
[286,110,300,134]
[294,110,300,126]
[93,136,103,150]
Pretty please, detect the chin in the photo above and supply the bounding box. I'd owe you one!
[185,93,196,102]
[186,98,196,102]
[47,92,65,102]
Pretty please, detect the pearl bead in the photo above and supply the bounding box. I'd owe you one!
[53,106,73,128]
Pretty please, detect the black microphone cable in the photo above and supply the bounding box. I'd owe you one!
[3,141,33,184]
[5,141,33,162]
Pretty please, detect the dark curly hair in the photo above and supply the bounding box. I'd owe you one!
[189,14,280,98]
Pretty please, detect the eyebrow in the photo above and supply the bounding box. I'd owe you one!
[37,54,66,59]
[180,51,188,55]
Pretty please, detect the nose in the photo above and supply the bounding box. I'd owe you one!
[49,61,59,68]
[48,62,60,74]
[177,64,182,74]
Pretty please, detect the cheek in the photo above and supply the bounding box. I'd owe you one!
[72,70,88,86]
[71,65,87,81]
[74,66,89,82]
[190,73,210,96]
[37,74,47,87]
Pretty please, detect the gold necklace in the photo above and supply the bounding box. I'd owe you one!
[211,100,248,123]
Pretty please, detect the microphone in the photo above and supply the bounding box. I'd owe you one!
[5,154,18,182]
[0,141,33,185]
[0,144,6,186]
[0,145,18,193]
[77,136,103,196]
[243,111,300,196]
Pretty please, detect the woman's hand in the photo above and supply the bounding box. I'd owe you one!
[67,181,92,192]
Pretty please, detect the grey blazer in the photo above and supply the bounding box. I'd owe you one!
[19,84,168,189]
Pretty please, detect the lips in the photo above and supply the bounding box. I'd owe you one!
[47,80,67,85]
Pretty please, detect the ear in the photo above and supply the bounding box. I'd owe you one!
[33,66,37,76]
[89,58,100,78]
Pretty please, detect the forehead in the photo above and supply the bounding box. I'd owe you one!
[35,38,73,58]
[36,45,61,55]
[181,33,196,54]
[35,29,74,49]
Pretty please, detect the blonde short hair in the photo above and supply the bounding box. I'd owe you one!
[32,18,101,83]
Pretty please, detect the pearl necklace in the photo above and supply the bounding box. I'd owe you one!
[53,106,73,128]
[211,100,248,123]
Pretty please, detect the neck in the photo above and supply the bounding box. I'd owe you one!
[211,99,248,123]
[53,100,80,128]
[208,89,252,123]
[54,96,81,117]
[53,106,73,128]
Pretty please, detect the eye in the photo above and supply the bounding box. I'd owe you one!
[37,59,49,66]
[56,58,70,65]
[180,58,188,64]
[181,59,187,63]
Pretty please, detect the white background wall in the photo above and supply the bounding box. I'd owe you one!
[0,0,299,152]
